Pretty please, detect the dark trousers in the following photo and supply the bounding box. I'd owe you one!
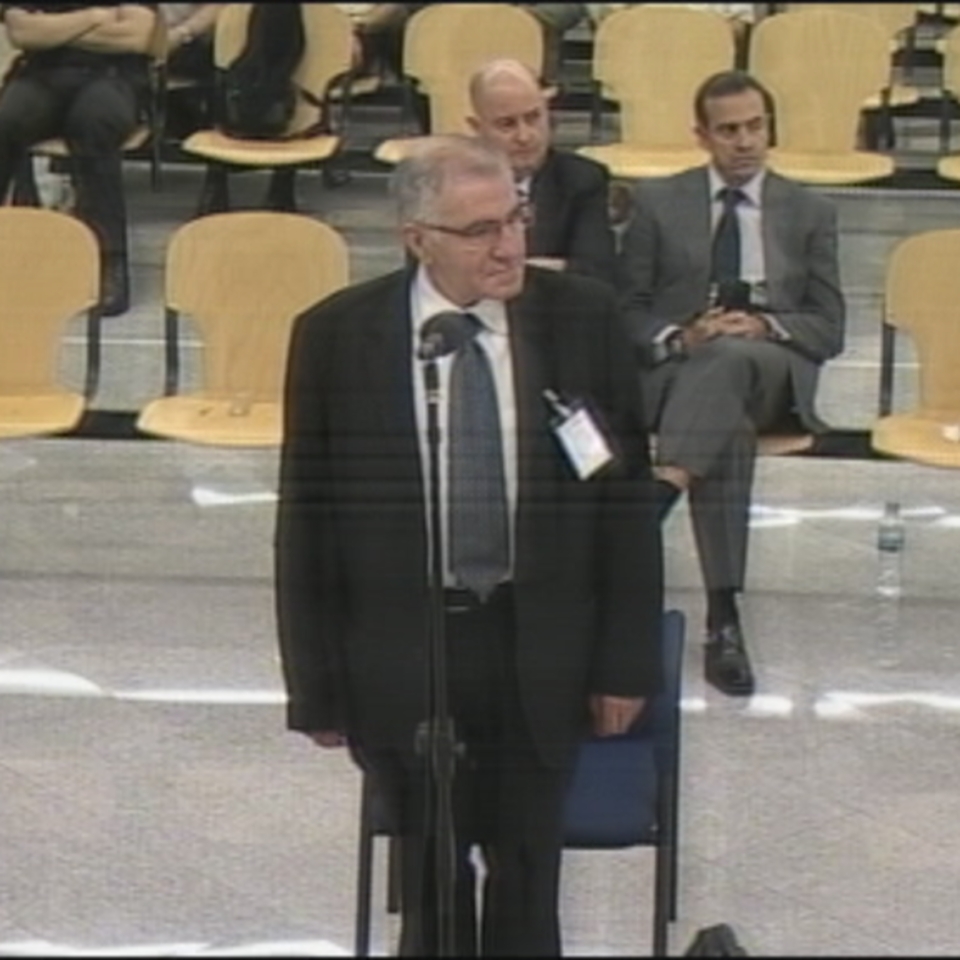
[358,587,573,956]
[0,67,140,258]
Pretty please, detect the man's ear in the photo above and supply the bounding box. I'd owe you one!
[466,114,481,136]
[402,223,429,265]
[693,124,709,152]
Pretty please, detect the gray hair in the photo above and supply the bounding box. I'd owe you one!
[390,134,514,224]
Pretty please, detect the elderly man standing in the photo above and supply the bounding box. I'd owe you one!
[467,58,618,286]
[275,134,662,955]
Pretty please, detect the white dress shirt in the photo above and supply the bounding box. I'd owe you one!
[410,266,518,585]
[707,164,789,340]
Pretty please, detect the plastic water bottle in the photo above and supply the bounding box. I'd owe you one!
[875,502,905,668]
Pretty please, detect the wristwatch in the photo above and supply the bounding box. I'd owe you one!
[646,329,686,366]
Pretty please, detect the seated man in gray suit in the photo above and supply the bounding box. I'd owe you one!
[618,70,845,696]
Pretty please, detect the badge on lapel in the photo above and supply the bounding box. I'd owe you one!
[543,389,614,480]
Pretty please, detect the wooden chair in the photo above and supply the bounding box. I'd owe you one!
[785,4,920,108]
[136,212,348,447]
[871,229,960,468]
[180,3,354,203]
[576,6,736,180]
[0,20,15,78]
[749,8,896,185]
[0,208,102,438]
[373,3,544,166]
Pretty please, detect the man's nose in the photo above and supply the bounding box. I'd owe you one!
[492,220,526,260]
[515,121,535,145]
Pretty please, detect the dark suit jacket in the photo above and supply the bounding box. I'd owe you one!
[274,266,663,767]
[528,148,617,287]
[618,165,845,431]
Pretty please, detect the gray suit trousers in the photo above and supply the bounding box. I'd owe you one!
[643,337,795,592]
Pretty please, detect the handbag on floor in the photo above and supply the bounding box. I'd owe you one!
[683,923,749,956]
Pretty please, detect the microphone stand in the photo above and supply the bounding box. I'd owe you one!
[415,351,461,956]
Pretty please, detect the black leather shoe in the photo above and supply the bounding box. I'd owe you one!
[100,255,130,317]
[704,623,755,697]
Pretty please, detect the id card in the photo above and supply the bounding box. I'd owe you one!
[544,390,614,480]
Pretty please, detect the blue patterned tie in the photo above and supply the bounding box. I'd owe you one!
[447,313,509,600]
[711,186,745,285]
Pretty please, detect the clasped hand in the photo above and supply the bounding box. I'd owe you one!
[683,307,770,348]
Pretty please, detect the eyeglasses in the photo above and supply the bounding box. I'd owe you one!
[415,202,533,245]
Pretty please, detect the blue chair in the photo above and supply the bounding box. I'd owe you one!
[563,608,685,956]
[353,609,686,956]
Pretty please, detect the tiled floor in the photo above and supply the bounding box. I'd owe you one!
[7,66,960,955]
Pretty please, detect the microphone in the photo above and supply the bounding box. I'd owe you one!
[713,279,753,313]
[418,311,475,361]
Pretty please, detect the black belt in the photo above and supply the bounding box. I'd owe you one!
[443,583,513,614]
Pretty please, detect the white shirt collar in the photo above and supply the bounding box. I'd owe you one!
[707,165,766,207]
[413,266,508,337]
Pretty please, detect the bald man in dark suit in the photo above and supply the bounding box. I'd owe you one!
[468,58,617,287]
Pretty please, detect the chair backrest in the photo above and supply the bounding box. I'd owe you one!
[885,229,960,414]
[593,5,735,149]
[941,23,960,97]
[563,609,685,848]
[749,8,891,153]
[785,3,918,41]
[0,208,99,392]
[402,3,544,135]
[165,212,349,402]
[0,20,19,80]
[213,3,353,135]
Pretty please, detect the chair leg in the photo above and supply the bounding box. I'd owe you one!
[386,835,402,914]
[940,90,953,155]
[265,166,298,211]
[150,137,163,192]
[666,767,680,921]
[11,154,40,206]
[589,82,602,143]
[653,836,672,958]
[861,109,883,152]
[84,308,103,401]
[196,163,230,217]
[354,781,376,957]
[652,771,678,957]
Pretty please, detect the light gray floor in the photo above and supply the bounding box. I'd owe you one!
[9,99,960,954]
